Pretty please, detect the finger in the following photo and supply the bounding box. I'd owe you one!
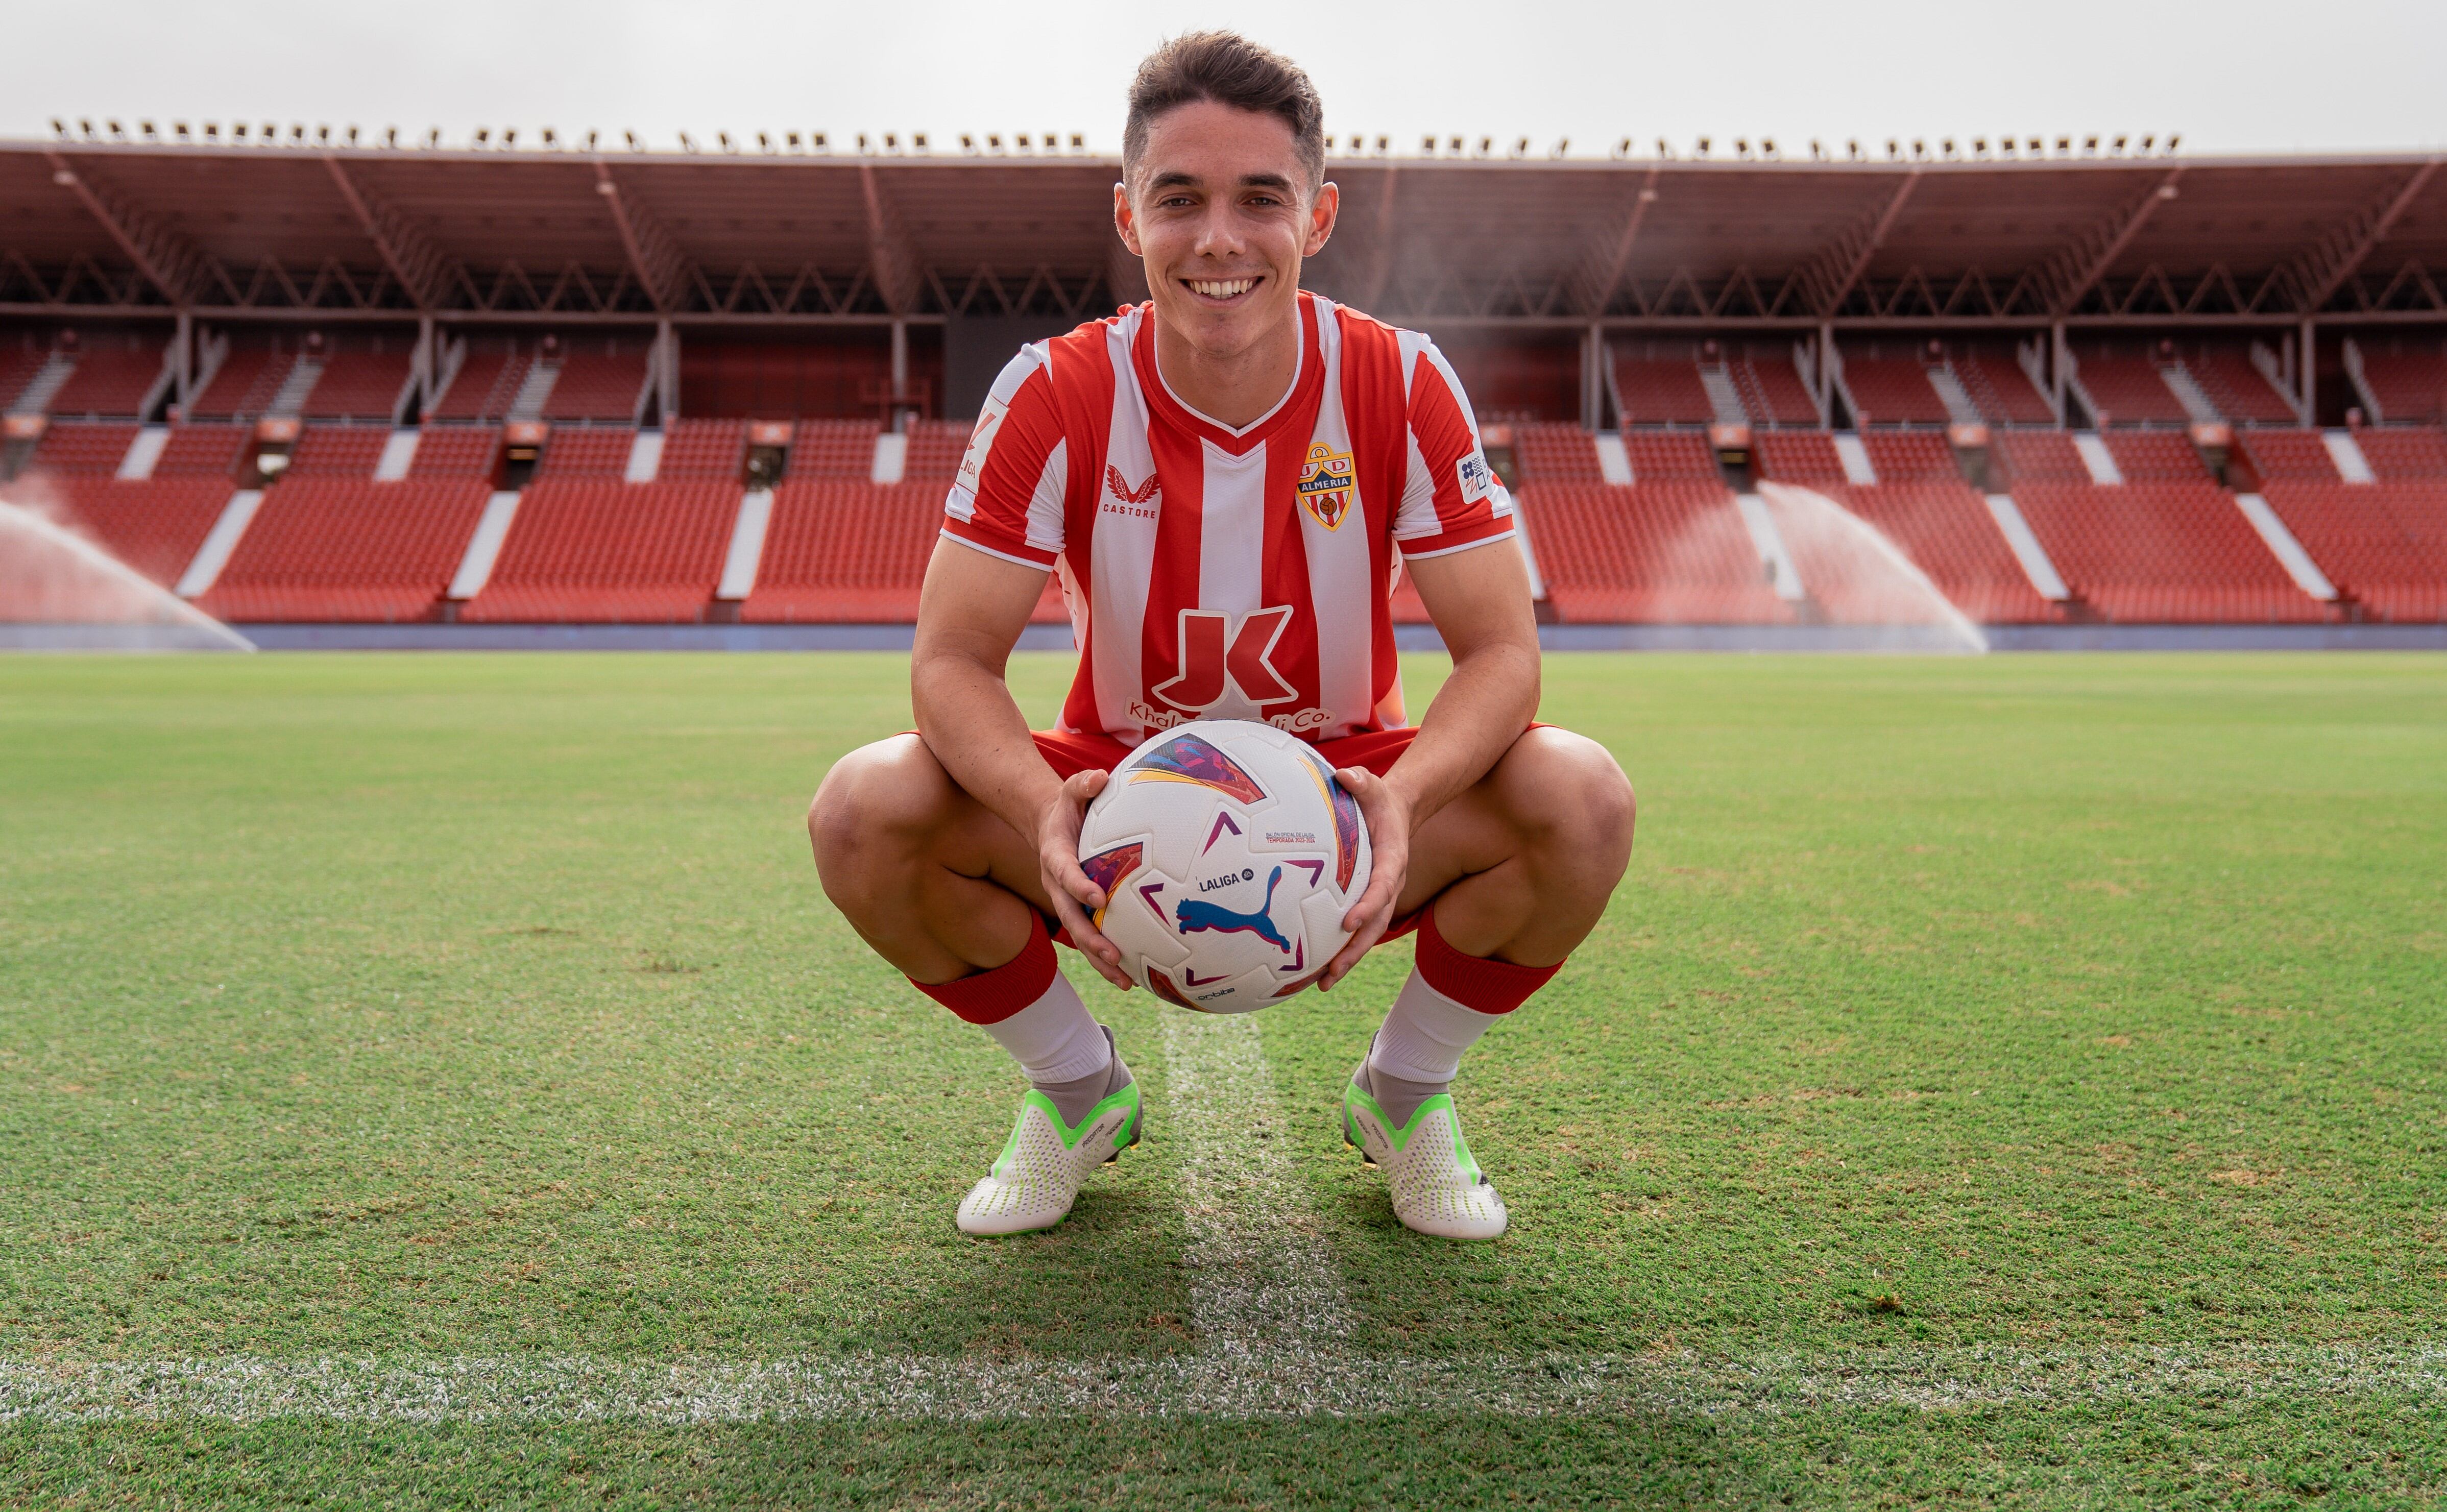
[1045,886,1134,989]
[1050,849,1107,911]
[1320,907,1391,992]
[1339,864,1401,934]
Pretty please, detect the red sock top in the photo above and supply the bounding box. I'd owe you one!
[909,911,1058,1025]
[1414,906,1561,1016]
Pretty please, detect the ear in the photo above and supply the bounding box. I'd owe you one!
[1113,182,1144,258]
[1302,181,1339,258]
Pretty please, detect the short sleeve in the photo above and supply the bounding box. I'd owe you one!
[942,345,1068,570]
[1390,334,1517,558]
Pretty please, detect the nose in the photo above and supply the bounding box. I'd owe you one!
[1190,201,1247,261]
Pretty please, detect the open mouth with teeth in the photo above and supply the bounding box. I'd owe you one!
[1183,275,1263,304]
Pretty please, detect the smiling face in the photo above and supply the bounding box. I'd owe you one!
[1116,100,1338,369]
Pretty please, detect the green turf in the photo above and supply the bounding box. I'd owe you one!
[2,651,2443,1507]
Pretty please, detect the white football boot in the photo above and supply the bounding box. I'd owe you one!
[955,1041,1141,1236]
[1343,1057,1509,1240]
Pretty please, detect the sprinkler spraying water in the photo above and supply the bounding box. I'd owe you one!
[1756,483,1989,654]
[0,498,255,651]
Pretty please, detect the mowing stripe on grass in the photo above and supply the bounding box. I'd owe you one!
[1156,1010,1351,1354]
[5,1347,2443,1424]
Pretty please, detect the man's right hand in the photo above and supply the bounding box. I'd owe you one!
[1037,767,1134,989]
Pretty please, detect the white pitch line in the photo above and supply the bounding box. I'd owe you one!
[1156,1010,1352,1355]
[5,1346,2443,1424]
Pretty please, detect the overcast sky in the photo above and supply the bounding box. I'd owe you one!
[10,0,2442,159]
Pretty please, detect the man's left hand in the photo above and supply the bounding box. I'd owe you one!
[1320,767,1413,991]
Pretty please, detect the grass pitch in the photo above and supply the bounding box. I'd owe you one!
[1,650,2442,1508]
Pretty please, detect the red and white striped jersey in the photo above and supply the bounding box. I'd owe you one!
[942,292,1515,745]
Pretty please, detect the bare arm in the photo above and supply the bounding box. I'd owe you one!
[1321,537,1540,988]
[912,538,1132,986]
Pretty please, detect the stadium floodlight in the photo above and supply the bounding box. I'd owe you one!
[234,123,250,142]
[1846,138,1860,160]
[718,131,735,152]
[290,125,305,144]
[50,119,66,139]
[141,121,158,140]
[1763,137,1778,158]
[1068,133,1082,151]
[1696,135,1710,155]
[1809,139,1824,160]
[1972,137,1988,157]
[885,133,899,152]
[174,122,190,140]
[316,125,329,144]
[79,118,96,140]
[1550,137,1569,158]
[2140,134,2154,151]
[1941,138,1957,158]
[757,131,771,152]
[107,120,126,141]
[858,132,871,153]
[678,131,696,151]
[960,133,975,152]
[788,130,803,150]
[1658,139,1676,159]
[2166,133,2181,153]
[384,126,397,148]
[542,127,558,147]
[1734,138,1750,159]
[1512,136,1530,157]
[2055,136,2070,154]
[426,127,441,148]
[2112,134,2127,153]
[204,123,219,141]
[813,132,828,151]
[346,125,358,146]
[474,127,490,146]
[1477,136,1493,156]
[2083,135,2099,155]
[1612,137,1631,158]
[919,132,934,151]
[1451,136,1465,154]
[1375,135,1389,154]
[503,128,520,147]
[625,130,641,150]
[585,129,598,150]
[1884,138,1897,158]
[1912,138,1927,159]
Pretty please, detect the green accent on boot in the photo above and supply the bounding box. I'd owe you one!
[986,1082,1144,1179]
[1342,1080,1482,1182]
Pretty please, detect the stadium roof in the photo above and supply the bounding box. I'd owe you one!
[3,141,2442,331]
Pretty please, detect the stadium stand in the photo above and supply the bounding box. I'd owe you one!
[1730,353,1821,427]
[680,339,906,419]
[1954,353,2058,425]
[0,346,45,412]
[44,347,165,419]
[789,419,882,480]
[28,421,137,474]
[2236,430,2339,482]
[284,426,390,479]
[197,479,493,623]
[406,427,501,479]
[534,427,637,479]
[743,482,944,622]
[1514,422,1605,483]
[1756,431,2055,622]
[902,419,970,479]
[429,348,530,422]
[2258,478,2447,621]
[658,419,747,481]
[1532,480,1788,623]
[2074,356,2191,426]
[461,480,740,623]
[299,350,413,422]
[1621,431,1730,481]
[1996,424,2321,621]
[1840,357,1952,426]
[49,478,233,588]
[189,348,294,419]
[152,424,247,479]
[2354,350,2446,424]
[2355,428,2447,478]
[1612,356,1715,426]
[2186,353,2298,425]
[2102,431,2212,482]
[540,346,650,422]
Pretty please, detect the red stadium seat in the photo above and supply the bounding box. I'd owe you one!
[298,349,414,422]
[2075,357,2190,426]
[196,479,492,622]
[152,425,247,479]
[2009,479,2325,622]
[2185,354,2298,425]
[534,428,636,479]
[429,349,531,422]
[2354,351,2447,425]
[407,427,501,479]
[742,482,945,623]
[1729,355,1821,426]
[540,347,650,422]
[1611,358,1715,427]
[901,420,971,480]
[1840,358,1951,426]
[1753,432,1845,483]
[1527,481,1789,624]
[2260,480,2447,622]
[284,426,391,480]
[789,419,882,481]
[44,348,166,419]
[1513,422,1604,483]
[2354,428,2447,479]
[1954,354,2057,425]
[189,348,295,419]
[2102,432,2211,482]
[46,478,234,588]
[26,422,139,475]
[2236,430,2337,482]
[461,480,739,623]
[659,419,747,481]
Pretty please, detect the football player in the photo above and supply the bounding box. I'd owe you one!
[811,31,1635,1238]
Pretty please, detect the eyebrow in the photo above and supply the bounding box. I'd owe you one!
[1147,170,1299,194]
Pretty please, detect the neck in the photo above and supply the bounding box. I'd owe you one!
[1151,301,1301,429]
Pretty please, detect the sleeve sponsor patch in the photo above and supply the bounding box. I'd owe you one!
[1456,450,1494,505]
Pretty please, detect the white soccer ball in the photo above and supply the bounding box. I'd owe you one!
[1076,719,1373,1014]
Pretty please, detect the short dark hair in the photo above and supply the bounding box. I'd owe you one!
[1123,31,1325,192]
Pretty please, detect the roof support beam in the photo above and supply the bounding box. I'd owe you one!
[2044,167,2183,316]
[1361,166,1401,309]
[860,165,922,315]
[2290,157,2440,313]
[1800,171,1920,317]
[593,161,694,313]
[43,150,213,308]
[1572,167,1659,318]
[322,156,455,311]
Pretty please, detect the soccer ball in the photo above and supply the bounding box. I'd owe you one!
[1076,720,1373,1014]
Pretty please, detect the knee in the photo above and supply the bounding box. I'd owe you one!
[808,736,947,905]
[1513,729,1636,869]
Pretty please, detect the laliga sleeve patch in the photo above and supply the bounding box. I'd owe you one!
[955,393,1010,496]
[1456,450,1495,506]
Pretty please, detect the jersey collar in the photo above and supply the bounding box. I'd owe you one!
[1132,291,1324,456]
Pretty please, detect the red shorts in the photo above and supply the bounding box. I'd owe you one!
[1034,725,1432,948]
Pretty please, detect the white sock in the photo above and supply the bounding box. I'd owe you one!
[979,971,1110,1086]
[1368,967,1496,1086]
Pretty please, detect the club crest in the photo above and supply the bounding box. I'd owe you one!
[1295,443,1355,531]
